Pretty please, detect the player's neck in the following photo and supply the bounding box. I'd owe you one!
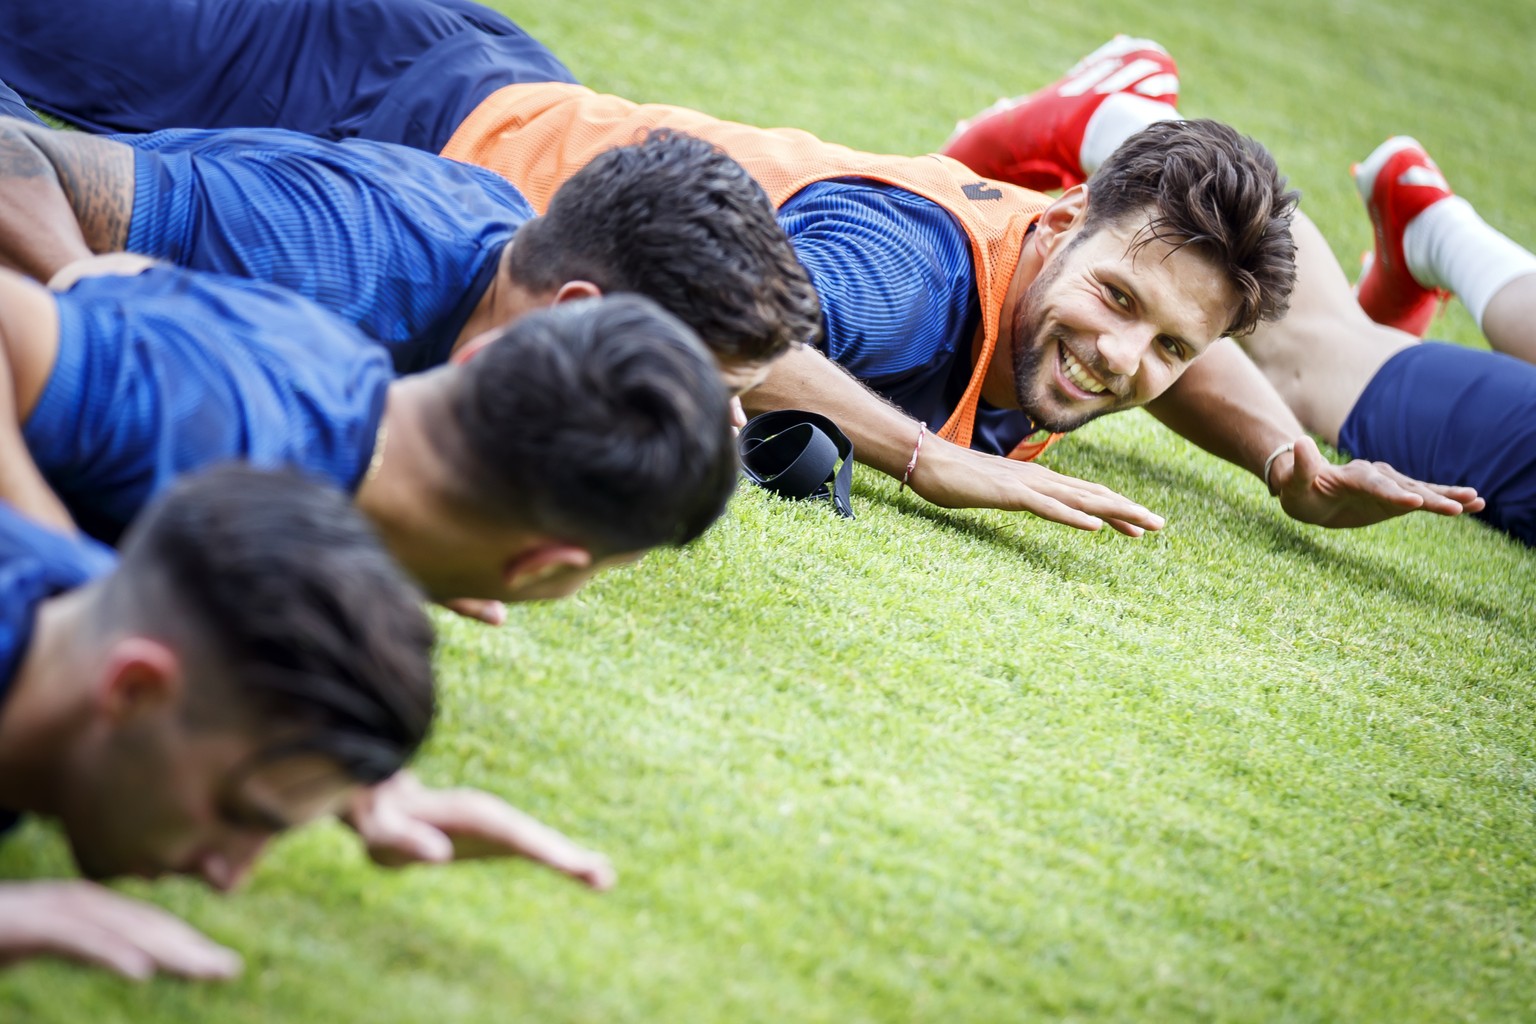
[353,375,462,590]
[454,243,552,352]
[0,585,99,815]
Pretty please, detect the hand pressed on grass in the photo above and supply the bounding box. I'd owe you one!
[343,770,615,891]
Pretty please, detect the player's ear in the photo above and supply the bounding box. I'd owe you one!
[95,637,184,724]
[503,542,593,590]
[1033,185,1090,255]
[551,280,602,305]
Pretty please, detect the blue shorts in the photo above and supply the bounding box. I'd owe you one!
[0,0,576,151]
[1338,342,1536,546]
[0,76,43,126]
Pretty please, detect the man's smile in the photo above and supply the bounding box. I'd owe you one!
[1056,339,1110,399]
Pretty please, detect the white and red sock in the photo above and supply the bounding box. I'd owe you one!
[1403,196,1536,330]
[1078,94,1180,176]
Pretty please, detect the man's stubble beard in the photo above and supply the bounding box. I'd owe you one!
[1008,254,1117,436]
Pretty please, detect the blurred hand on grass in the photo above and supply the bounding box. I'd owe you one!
[0,880,241,980]
[343,771,615,890]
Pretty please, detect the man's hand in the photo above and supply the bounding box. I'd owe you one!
[908,434,1165,537]
[0,880,241,981]
[438,598,507,626]
[742,345,1163,535]
[343,771,615,891]
[1271,436,1485,528]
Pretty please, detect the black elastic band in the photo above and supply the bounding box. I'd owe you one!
[738,410,856,519]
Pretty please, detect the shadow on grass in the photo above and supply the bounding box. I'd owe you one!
[857,440,1530,634]
[851,478,1095,582]
[1103,443,1531,629]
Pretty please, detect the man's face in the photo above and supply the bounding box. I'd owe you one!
[57,708,356,892]
[1008,213,1239,433]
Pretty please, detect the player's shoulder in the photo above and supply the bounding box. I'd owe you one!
[781,178,973,287]
[0,503,114,598]
[780,177,969,262]
[782,176,956,218]
[64,265,375,358]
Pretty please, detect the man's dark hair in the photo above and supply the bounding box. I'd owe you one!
[448,294,738,554]
[113,466,436,784]
[1085,119,1300,336]
[508,129,823,364]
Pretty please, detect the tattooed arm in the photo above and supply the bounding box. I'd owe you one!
[0,118,134,282]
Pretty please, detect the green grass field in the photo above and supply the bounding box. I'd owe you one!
[4,0,1535,1020]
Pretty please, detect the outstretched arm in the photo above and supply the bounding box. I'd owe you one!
[743,344,1165,536]
[1147,337,1482,526]
[0,881,242,980]
[0,117,134,282]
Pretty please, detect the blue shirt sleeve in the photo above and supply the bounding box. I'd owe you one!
[777,179,979,386]
[0,504,114,685]
[27,268,391,544]
[0,78,44,126]
[121,128,525,374]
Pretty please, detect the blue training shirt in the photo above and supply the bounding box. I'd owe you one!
[23,267,391,544]
[0,503,117,837]
[778,178,1039,457]
[123,127,535,373]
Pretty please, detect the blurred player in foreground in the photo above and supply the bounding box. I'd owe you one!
[0,259,739,612]
[0,467,612,980]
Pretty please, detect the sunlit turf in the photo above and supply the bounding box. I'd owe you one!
[4,0,1535,1019]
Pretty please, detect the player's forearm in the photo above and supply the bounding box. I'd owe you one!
[740,344,926,479]
[0,405,75,533]
[0,280,76,531]
[744,343,1164,532]
[0,119,95,280]
[0,880,243,980]
[1146,337,1306,482]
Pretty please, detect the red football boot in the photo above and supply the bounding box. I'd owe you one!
[1353,136,1453,336]
[940,36,1179,192]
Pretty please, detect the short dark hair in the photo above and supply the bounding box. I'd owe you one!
[508,129,823,364]
[1085,119,1299,336]
[114,466,436,784]
[448,294,738,555]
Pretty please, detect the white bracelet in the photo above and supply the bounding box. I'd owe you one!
[1262,442,1295,495]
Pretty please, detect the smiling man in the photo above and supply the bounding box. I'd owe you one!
[441,89,1298,533]
[442,80,1479,532]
